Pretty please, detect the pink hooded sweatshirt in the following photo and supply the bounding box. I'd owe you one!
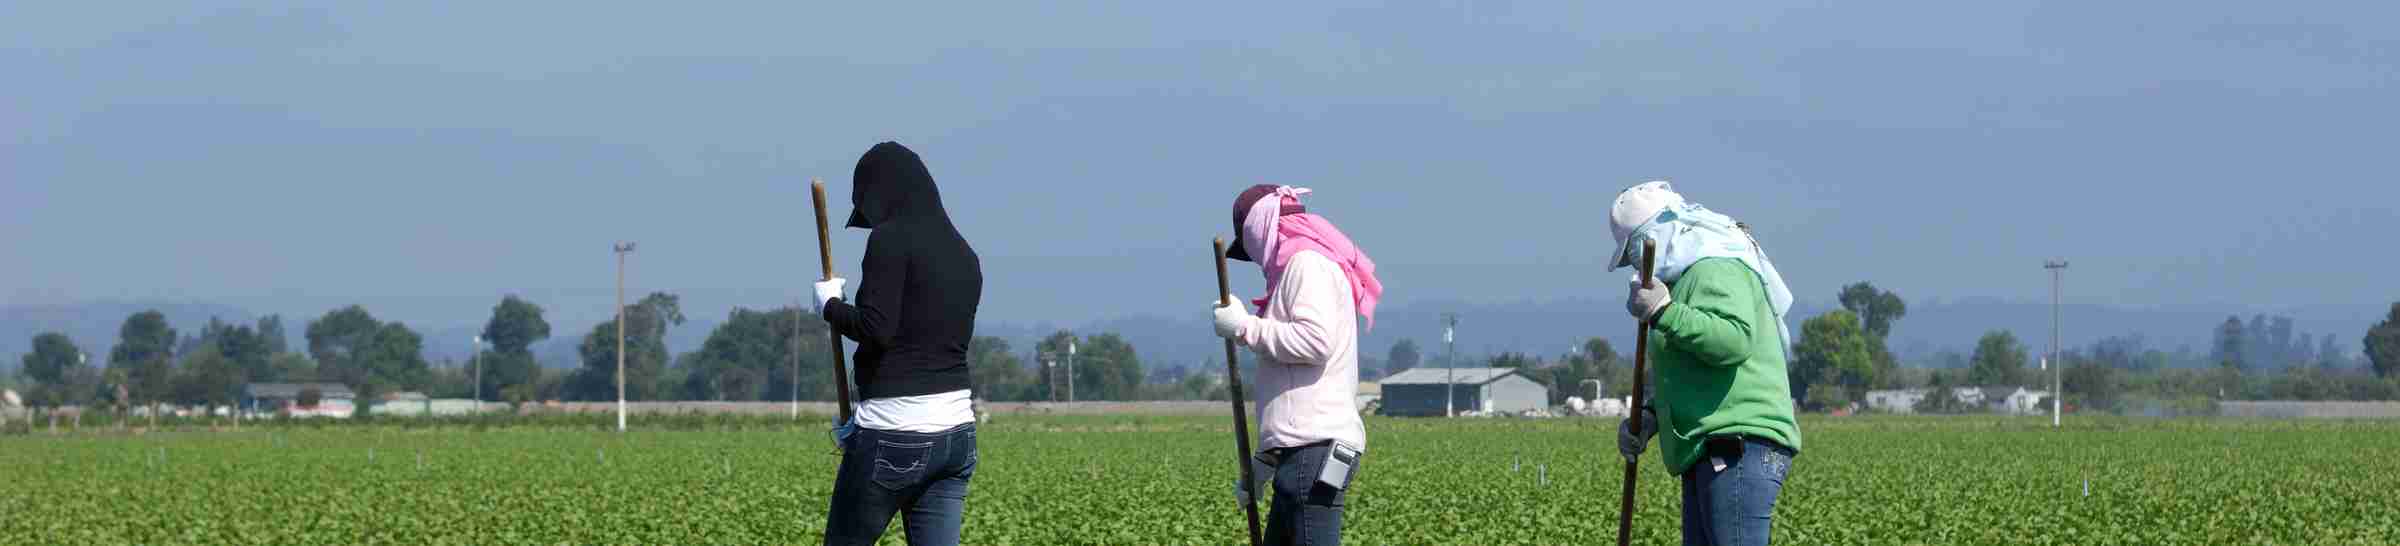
[1232,186,1381,452]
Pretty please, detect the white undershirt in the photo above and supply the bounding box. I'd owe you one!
[854,389,976,433]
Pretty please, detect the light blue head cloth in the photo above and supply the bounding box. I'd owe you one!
[1623,194,1796,352]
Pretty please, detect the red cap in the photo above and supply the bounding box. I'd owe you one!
[1227,184,1305,262]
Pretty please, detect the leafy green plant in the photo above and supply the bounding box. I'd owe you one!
[3,415,2396,544]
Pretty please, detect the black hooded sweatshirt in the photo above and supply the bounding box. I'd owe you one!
[824,142,983,400]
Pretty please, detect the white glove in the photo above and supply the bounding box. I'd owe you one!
[1212,297,1256,339]
[813,278,848,315]
[1627,277,1671,322]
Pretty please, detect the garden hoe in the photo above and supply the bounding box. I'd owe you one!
[1214,237,1266,546]
[812,180,856,446]
[1616,239,1657,546]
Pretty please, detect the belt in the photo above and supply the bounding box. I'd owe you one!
[1258,440,1335,466]
[1703,434,1795,458]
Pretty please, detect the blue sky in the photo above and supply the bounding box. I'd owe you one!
[6,1,2396,330]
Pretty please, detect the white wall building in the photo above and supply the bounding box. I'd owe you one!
[1863,389,1928,413]
[1993,387,2050,415]
[1863,386,2051,415]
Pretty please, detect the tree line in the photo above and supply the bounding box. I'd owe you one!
[15,306,443,421]
[15,294,2400,419]
[1781,283,2400,414]
[9,294,1233,419]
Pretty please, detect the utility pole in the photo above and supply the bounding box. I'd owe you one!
[1067,337,1077,403]
[2045,259,2067,428]
[801,300,811,419]
[471,335,483,414]
[615,242,636,433]
[154,344,169,429]
[1444,313,1458,418]
[74,352,87,431]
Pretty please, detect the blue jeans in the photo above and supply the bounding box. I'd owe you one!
[1263,443,1355,546]
[826,423,977,546]
[1679,437,1794,546]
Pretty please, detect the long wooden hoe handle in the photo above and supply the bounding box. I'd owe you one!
[812,179,855,424]
[1616,239,1658,546]
[1215,237,1265,546]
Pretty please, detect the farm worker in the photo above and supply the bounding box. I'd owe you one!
[1608,181,1804,546]
[1212,184,1381,546]
[815,142,986,546]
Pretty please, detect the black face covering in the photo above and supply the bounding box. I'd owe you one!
[846,142,949,230]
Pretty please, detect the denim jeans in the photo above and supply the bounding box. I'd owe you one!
[826,423,977,546]
[1262,443,1356,546]
[1679,436,1794,546]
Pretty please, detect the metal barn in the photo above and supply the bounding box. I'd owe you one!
[1377,367,1549,417]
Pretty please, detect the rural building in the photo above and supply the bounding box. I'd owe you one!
[371,398,491,417]
[1377,367,1548,417]
[1,389,19,425]
[243,383,356,418]
[1989,387,2050,415]
[1863,386,2052,415]
[1863,389,1927,412]
[1354,381,1381,413]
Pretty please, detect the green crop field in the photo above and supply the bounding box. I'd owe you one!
[5,415,2398,545]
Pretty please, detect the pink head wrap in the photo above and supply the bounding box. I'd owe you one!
[1239,186,1384,330]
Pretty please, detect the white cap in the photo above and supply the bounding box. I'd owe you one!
[1608,180,1684,270]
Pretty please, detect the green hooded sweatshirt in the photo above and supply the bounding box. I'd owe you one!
[1647,257,1803,475]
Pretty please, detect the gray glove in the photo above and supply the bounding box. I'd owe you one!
[1617,408,1657,463]
[1627,277,1671,321]
[1233,456,1271,505]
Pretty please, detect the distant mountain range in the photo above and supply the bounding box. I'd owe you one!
[6,299,2386,376]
